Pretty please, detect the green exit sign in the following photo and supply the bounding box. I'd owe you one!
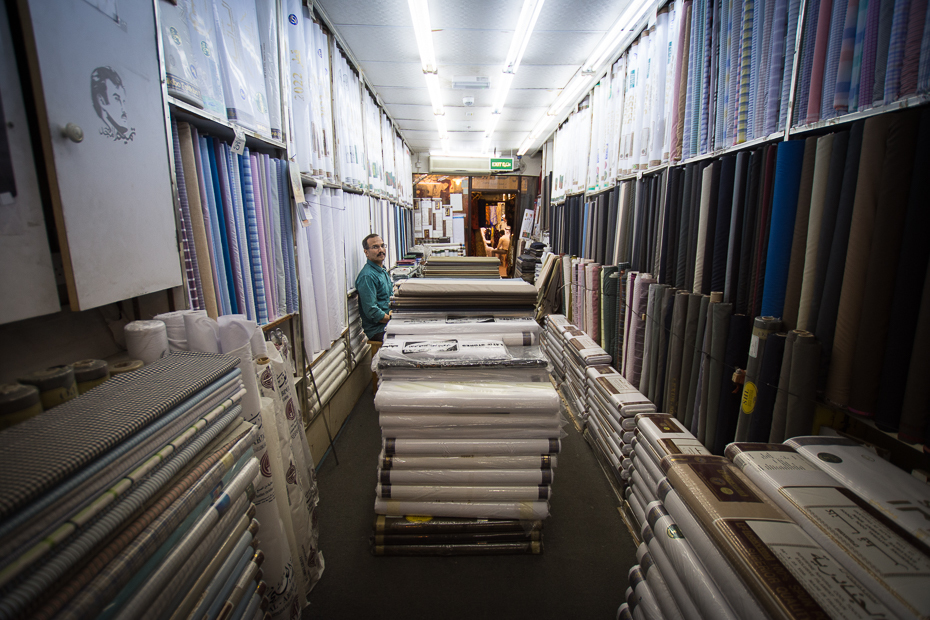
[490,157,514,171]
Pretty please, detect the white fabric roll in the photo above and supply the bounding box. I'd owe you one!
[184,312,220,353]
[154,310,201,351]
[250,325,266,357]
[376,484,549,501]
[379,468,551,485]
[382,454,556,471]
[379,412,562,428]
[374,381,560,414]
[628,491,647,526]
[226,342,260,421]
[385,317,540,335]
[380,427,563,439]
[644,500,739,620]
[383,438,560,456]
[628,565,665,620]
[632,445,664,497]
[218,314,259,354]
[636,544,688,620]
[374,498,549,520]
[124,320,169,365]
[639,522,704,620]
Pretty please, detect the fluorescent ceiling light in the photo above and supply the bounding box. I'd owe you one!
[435,114,448,138]
[425,72,443,115]
[547,73,593,118]
[492,72,515,115]
[504,0,545,73]
[583,0,654,74]
[408,0,437,71]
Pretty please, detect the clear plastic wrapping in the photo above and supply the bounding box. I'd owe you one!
[381,427,567,440]
[380,412,564,428]
[385,317,541,335]
[384,332,539,346]
[380,453,556,471]
[383,438,561,456]
[379,368,551,383]
[376,484,550,502]
[374,498,550,520]
[374,381,560,414]
[375,339,548,371]
[378,468,552,485]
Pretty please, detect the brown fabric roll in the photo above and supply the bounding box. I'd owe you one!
[825,114,892,407]
[796,134,836,331]
[784,331,821,440]
[769,330,798,443]
[898,259,930,443]
[781,138,819,330]
[847,109,921,415]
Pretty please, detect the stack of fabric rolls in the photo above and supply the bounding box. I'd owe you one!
[389,278,538,308]
[539,313,611,420]
[620,411,916,620]
[370,283,559,555]
[420,257,501,279]
[0,352,277,620]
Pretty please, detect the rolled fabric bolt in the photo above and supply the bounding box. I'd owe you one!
[636,544,686,620]
[71,359,109,394]
[644,499,738,620]
[735,316,782,441]
[154,310,201,351]
[250,326,266,357]
[184,312,221,353]
[618,603,633,620]
[108,359,143,375]
[218,314,259,354]
[124,320,170,364]
[656,479,769,619]
[0,384,42,431]
[628,565,664,620]
[639,521,703,620]
[17,365,78,410]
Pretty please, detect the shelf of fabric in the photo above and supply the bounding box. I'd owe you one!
[168,96,285,152]
[789,94,930,136]
[260,312,297,332]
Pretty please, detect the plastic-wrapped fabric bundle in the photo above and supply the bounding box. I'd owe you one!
[635,414,710,461]
[375,484,550,502]
[661,454,893,619]
[785,436,930,541]
[380,412,563,429]
[374,498,549,520]
[726,442,930,619]
[385,332,539,346]
[373,381,560,414]
[380,453,556,471]
[385,317,540,336]
[383,438,560,456]
[375,339,538,367]
[380,367,550,383]
[379,468,552,485]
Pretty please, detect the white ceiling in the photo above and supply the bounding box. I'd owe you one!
[316,0,635,156]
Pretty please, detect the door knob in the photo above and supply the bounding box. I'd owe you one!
[62,123,84,143]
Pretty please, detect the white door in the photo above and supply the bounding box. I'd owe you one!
[21,0,181,310]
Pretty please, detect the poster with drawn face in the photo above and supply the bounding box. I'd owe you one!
[91,66,135,142]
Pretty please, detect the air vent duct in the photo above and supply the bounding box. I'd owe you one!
[452,76,490,90]
[429,156,491,174]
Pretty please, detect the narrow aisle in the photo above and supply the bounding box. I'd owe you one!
[305,386,637,619]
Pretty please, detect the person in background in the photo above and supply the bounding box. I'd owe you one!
[481,217,512,278]
[356,233,392,341]
[356,233,392,392]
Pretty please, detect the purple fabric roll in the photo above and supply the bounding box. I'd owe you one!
[627,275,656,386]
[857,0,882,109]
[847,0,871,112]
[737,0,754,140]
[805,0,834,123]
[780,0,803,129]
[765,0,789,135]
[820,0,849,119]
[899,0,927,94]
[883,0,912,103]
[833,0,861,112]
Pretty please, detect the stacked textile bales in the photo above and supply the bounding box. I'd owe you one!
[421,257,501,279]
[389,278,538,308]
[370,279,558,555]
[622,412,910,620]
[0,352,282,619]
[540,314,611,416]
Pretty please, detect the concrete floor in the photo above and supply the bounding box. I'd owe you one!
[304,385,637,620]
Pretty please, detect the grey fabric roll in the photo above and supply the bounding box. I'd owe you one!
[679,293,702,429]
[734,316,783,442]
[705,302,732,449]
[665,291,689,419]
[641,283,659,395]
[724,153,750,304]
[693,165,715,294]
[684,295,710,432]
[646,285,670,402]
[769,330,799,443]
[796,134,836,331]
[784,331,822,440]
[782,138,819,331]
[695,302,716,444]
[654,287,676,411]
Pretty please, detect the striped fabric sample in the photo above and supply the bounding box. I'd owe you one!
[833,0,861,111]
[882,0,911,103]
[171,119,204,311]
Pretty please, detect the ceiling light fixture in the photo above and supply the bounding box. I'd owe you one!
[520,0,658,156]
[408,0,437,72]
[486,0,545,152]
[424,71,444,115]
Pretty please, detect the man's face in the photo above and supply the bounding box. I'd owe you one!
[364,236,387,264]
[100,80,128,134]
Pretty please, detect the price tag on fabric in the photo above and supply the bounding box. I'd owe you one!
[289,160,306,203]
[230,126,247,155]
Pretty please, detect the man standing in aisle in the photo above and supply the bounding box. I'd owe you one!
[356,233,393,342]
